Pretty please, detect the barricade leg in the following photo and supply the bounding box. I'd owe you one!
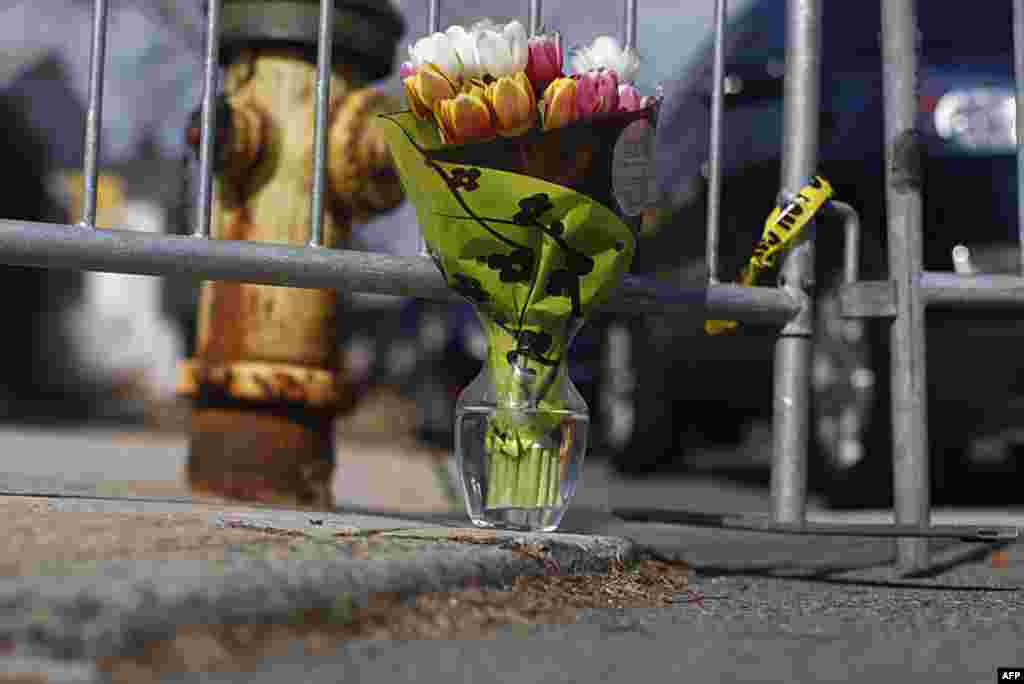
[771,0,821,524]
[881,0,930,573]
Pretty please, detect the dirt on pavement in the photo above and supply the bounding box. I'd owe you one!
[98,559,691,683]
[0,497,301,577]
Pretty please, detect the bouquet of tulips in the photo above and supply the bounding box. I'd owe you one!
[399,21,653,141]
[376,18,658,529]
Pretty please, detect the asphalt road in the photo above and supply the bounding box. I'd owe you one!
[21,558,1019,683]
[162,549,1024,684]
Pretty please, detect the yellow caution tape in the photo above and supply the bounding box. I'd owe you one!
[705,175,834,336]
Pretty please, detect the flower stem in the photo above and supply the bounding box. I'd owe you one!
[537,448,550,508]
[552,450,561,505]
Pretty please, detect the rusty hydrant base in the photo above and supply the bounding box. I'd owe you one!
[188,406,335,510]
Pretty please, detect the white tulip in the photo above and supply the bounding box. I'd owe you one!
[570,35,641,83]
[475,20,529,78]
[445,24,484,79]
[408,31,462,80]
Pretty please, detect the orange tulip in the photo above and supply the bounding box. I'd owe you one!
[541,77,577,131]
[485,72,537,137]
[403,63,458,119]
[434,91,497,145]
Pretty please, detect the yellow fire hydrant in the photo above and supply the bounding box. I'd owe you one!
[177,0,405,508]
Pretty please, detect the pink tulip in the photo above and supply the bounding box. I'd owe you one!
[617,83,643,112]
[574,69,619,118]
[400,61,417,79]
[526,34,562,92]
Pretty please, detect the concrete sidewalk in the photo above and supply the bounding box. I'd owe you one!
[0,421,648,682]
[0,492,640,681]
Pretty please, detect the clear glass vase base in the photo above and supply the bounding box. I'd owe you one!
[468,505,565,533]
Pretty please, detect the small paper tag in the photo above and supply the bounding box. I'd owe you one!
[612,119,655,216]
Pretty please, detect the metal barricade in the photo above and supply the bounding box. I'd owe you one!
[0,0,1019,574]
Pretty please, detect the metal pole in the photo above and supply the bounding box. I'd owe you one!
[881,0,930,574]
[704,0,727,284]
[194,0,222,239]
[771,0,821,525]
[309,0,334,248]
[80,0,109,228]
[428,0,440,33]
[529,0,542,36]
[624,0,638,51]
[1014,0,1024,275]
[828,201,861,286]
[613,508,1018,541]
[420,0,442,257]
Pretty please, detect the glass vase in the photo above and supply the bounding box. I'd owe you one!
[455,317,588,532]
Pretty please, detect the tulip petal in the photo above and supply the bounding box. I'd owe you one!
[404,77,432,119]
[434,92,496,145]
[447,25,483,79]
[504,20,530,73]
[404,63,458,120]
[542,77,577,130]
[569,35,641,82]
[487,72,537,137]
[569,47,595,75]
[477,30,513,78]
[618,83,642,112]
[527,36,562,91]
[410,32,461,80]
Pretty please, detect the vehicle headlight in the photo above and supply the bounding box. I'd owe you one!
[933,87,1017,153]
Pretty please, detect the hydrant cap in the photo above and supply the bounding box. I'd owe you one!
[220,0,406,82]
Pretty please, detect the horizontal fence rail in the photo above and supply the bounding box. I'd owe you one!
[0,219,799,322]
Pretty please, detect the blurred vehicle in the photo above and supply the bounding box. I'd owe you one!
[621,0,1024,507]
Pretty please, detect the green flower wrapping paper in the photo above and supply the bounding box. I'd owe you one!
[377,108,651,512]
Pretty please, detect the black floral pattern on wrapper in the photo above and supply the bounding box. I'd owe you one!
[450,273,490,304]
[513,193,555,225]
[506,329,557,368]
[486,248,534,284]
[447,167,482,192]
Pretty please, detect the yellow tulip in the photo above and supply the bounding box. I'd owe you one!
[403,63,458,120]
[485,71,537,137]
[461,78,489,99]
[541,77,577,131]
[433,92,497,145]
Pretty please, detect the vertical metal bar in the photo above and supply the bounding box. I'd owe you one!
[704,0,727,284]
[1014,0,1024,275]
[420,0,442,256]
[80,0,109,228]
[428,0,441,33]
[624,0,638,51]
[881,0,930,573]
[829,201,860,286]
[529,0,542,36]
[309,0,334,248]
[194,0,222,239]
[771,0,821,525]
